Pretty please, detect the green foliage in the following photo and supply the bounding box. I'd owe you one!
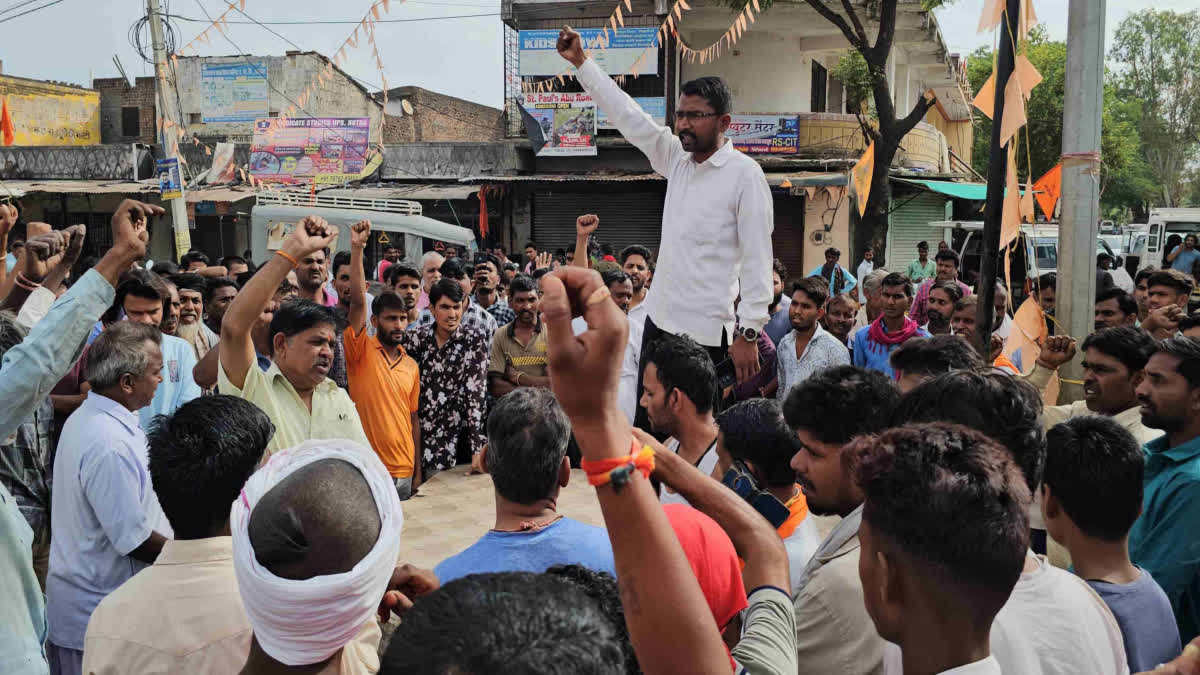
[832,50,873,115]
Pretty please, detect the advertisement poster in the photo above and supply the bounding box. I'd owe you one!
[728,116,800,154]
[519,27,658,76]
[250,117,371,184]
[156,157,183,200]
[201,61,269,123]
[208,142,238,185]
[596,97,666,129]
[522,93,597,157]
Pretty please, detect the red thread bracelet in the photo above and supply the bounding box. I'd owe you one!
[581,440,656,489]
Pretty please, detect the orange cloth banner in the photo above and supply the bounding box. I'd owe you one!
[1033,163,1061,220]
[851,142,875,218]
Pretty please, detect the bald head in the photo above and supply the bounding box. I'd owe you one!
[248,459,381,580]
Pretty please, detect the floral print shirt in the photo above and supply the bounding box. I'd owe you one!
[401,323,490,473]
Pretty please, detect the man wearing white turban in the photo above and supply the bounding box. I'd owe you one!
[231,439,423,674]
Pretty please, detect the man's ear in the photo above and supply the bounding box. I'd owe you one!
[558,455,570,488]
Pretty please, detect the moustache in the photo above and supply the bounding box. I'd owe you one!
[795,475,815,493]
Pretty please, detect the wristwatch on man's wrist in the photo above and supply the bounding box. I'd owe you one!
[734,326,758,343]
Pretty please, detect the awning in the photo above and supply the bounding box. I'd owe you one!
[317,185,478,201]
[457,173,664,183]
[185,186,258,203]
[895,178,1036,201]
[251,203,475,247]
[0,179,158,197]
[764,172,847,188]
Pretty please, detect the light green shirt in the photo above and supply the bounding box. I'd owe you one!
[217,358,370,459]
[907,258,936,282]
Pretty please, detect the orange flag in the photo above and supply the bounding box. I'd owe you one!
[478,186,489,238]
[1003,296,1059,405]
[1,97,14,146]
[1033,163,1061,220]
[851,141,875,217]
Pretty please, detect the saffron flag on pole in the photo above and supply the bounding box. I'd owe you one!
[851,141,875,218]
[1033,163,1061,220]
[0,97,14,146]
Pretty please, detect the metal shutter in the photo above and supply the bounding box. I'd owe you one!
[771,193,806,283]
[885,191,949,271]
[533,190,665,255]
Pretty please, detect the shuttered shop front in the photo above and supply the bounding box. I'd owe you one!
[885,191,950,270]
[532,190,665,255]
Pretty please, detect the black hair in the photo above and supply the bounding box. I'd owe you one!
[509,274,538,296]
[151,260,179,276]
[772,258,788,280]
[386,263,422,286]
[644,333,717,414]
[853,423,1029,616]
[1147,269,1195,297]
[600,269,629,289]
[1135,266,1158,286]
[267,298,340,355]
[929,280,965,304]
[503,262,519,273]
[1181,314,1200,333]
[934,249,960,267]
[168,272,206,295]
[115,268,168,308]
[890,335,984,377]
[891,369,1046,493]
[880,272,914,298]
[440,257,469,281]
[1095,288,1138,317]
[220,255,247,268]
[371,291,409,317]
[783,365,899,444]
[428,278,465,306]
[1097,252,1113,265]
[148,395,274,539]
[824,247,842,258]
[331,250,352,278]
[1081,326,1154,373]
[1148,336,1200,388]
[620,244,653,266]
[545,565,638,674]
[717,399,798,487]
[485,388,570,504]
[1036,272,1057,292]
[180,250,209,267]
[523,241,538,251]
[917,241,929,250]
[680,76,733,115]
[1044,417,1143,542]
[382,572,625,675]
[532,268,551,282]
[791,276,830,307]
[202,276,239,304]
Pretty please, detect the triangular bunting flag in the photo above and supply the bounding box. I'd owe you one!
[624,0,631,10]
[745,6,754,23]
[998,70,1026,148]
[973,72,996,119]
[1033,163,1062,219]
[679,0,690,9]
[674,3,681,19]
[751,0,760,11]
[851,141,875,217]
[615,6,623,27]
[372,4,380,20]
[977,0,1003,33]
[1001,144,1020,250]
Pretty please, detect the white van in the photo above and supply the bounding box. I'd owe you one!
[1143,208,1200,269]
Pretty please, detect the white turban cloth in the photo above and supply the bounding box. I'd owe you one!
[231,438,403,666]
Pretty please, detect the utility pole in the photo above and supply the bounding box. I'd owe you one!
[146,0,190,257]
[1057,0,1106,403]
[974,0,1020,358]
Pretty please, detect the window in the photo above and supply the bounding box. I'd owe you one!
[188,113,203,125]
[811,61,828,113]
[121,107,140,137]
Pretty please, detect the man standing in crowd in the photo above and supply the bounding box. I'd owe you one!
[331,251,374,329]
[343,221,421,501]
[220,256,249,277]
[821,293,859,350]
[1142,269,1194,339]
[856,248,875,303]
[948,295,1018,373]
[923,280,963,336]
[1134,267,1157,325]
[1129,336,1200,642]
[620,244,653,315]
[911,248,971,325]
[764,258,792,346]
[558,27,774,424]
[170,273,219,365]
[159,279,180,337]
[435,388,615,583]
[376,244,402,282]
[571,269,643,424]
[907,241,936,283]
[472,255,515,326]
[1095,288,1139,330]
[889,335,985,394]
[639,334,720,504]
[992,281,1013,341]
[776,277,849,402]
[521,242,538,275]
[48,322,171,675]
[1167,234,1200,278]
[409,258,498,341]
[1097,253,1117,294]
[292,246,335,308]
[217,216,370,458]
[402,279,490,478]
[385,263,422,317]
[489,275,548,398]
[415,250,444,311]
[808,247,858,297]
[203,277,238,338]
[854,268,889,334]
[82,396,273,673]
[852,272,930,378]
[785,365,900,673]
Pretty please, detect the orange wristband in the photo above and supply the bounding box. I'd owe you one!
[581,440,655,491]
[274,249,300,268]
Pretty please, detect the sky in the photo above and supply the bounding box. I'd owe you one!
[0,0,1190,110]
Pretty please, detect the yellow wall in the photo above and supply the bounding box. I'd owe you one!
[924,103,973,168]
[802,187,852,273]
[0,76,100,146]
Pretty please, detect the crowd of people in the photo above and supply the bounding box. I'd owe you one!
[2,24,1200,675]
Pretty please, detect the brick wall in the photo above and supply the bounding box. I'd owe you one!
[383,86,504,143]
[94,77,157,144]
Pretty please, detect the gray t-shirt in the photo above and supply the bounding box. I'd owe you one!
[1087,567,1181,673]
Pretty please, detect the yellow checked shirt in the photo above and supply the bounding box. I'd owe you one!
[488,320,549,382]
[217,358,371,459]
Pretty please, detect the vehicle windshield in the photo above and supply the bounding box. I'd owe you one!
[1034,237,1058,271]
[1100,235,1122,256]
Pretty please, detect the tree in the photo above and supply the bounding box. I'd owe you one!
[1110,10,1200,208]
[729,0,940,264]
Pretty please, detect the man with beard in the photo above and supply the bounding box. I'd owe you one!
[1142,269,1194,340]
[489,275,548,399]
[1128,336,1200,642]
[217,215,369,459]
[851,273,930,378]
[619,244,652,333]
[415,250,444,311]
[170,274,219,365]
[342,221,421,500]
[764,258,792,346]
[160,279,180,337]
[784,365,899,674]
[1094,288,1139,331]
[949,295,1016,373]
[376,244,401,282]
[807,248,857,297]
[294,246,335,307]
[776,277,849,402]
[910,249,972,326]
[923,280,963,336]
[203,277,238,336]
[821,293,858,351]
[558,28,774,424]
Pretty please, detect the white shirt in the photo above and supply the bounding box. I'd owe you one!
[659,437,718,506]
[573,303,645,424]
[577,59,774,347]
[995,313,1013,342]
[856,260,875,302]
[47,393,160,650]
[883,555,1129,675]
[940,656,1002,675]
[1110,266,1135,293]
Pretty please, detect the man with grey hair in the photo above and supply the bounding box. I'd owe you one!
[854,267,890,333]
[47,321,172,675]
[415,250,444,312]
[432,387,615,583]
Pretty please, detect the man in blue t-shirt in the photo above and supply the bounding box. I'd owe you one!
[434,387,615,584]
[1167,234,1200,278]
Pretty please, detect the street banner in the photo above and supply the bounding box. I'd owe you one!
[209,142,238,185]
[597,97,666,129]
[201,61,269,123]
[250,117,371,184]
[522,93,597,157]
[519,28,659,76]
[728,116,799,154]
[156,157,183,200]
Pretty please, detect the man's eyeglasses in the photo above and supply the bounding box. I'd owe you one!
[673,111,721,122]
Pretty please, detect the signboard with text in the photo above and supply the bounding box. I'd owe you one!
[250,117,371,184]
[597,96,666,129]
[522,93,597,157]
[519,27,659,76]
[201,61,269,123]
[728,115,799,154]
[156,157,183,200]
